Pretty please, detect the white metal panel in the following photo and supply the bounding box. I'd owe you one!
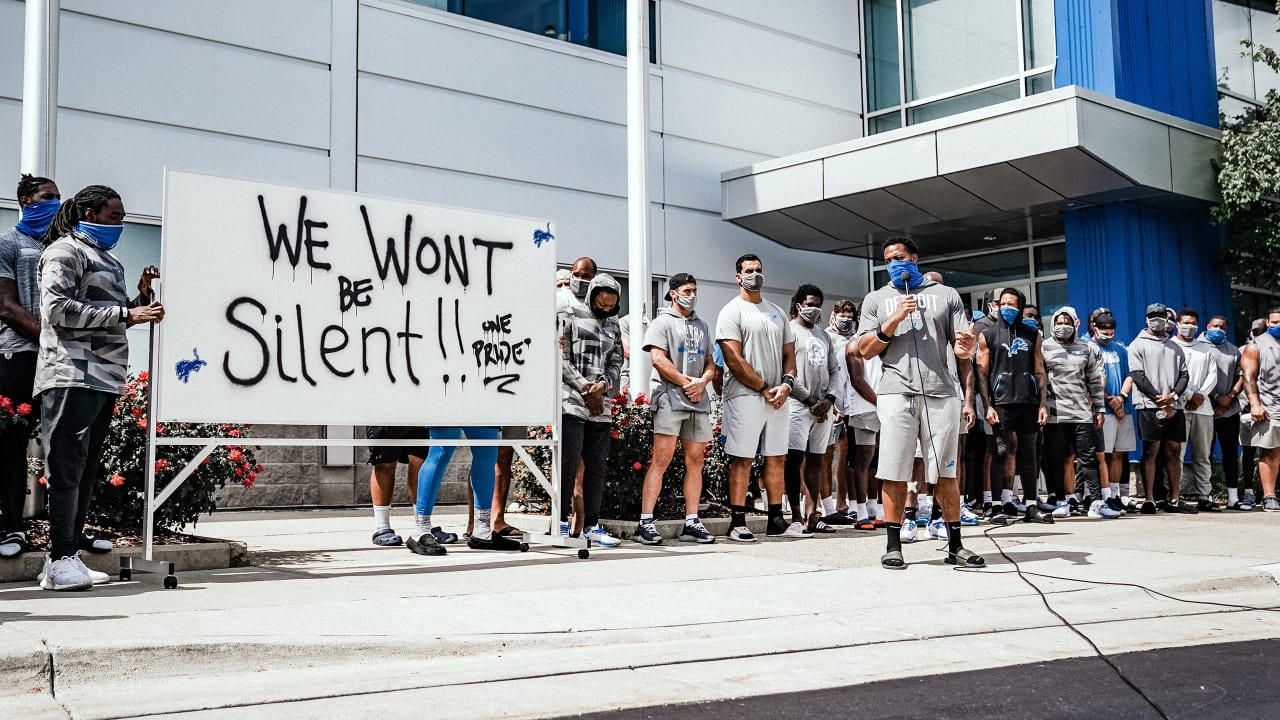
[360,75,629,197]
[723,162,823,218]
[60,13,332,149]
[664,69,860,157]
[661,1,860,112]
[55,111,331,217]
[1078,102,1172,192]
[0,99,19,189]
[824,133,939,198]
[331,0,359,191]
[0,0,22,100]
[61,0,332,63]
[360,5,663,130]
[664,136,768,213]
[1168,129,1222,202]
[679,0,861,54]
[935,99,1076,174]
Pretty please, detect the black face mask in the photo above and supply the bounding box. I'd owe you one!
[592,306,612,320]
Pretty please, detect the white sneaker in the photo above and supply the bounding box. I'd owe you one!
[1052,501,1072,518]
[915,505,931,526]
[928,519,948,540]
[1088,500,1121,519]
[72,554,111,584]
[781,521,813,538]
[959,505,980,526]
[39,556,93,591]
[900,518,918,543]
[583,525,621,547]
[727,525,757,543]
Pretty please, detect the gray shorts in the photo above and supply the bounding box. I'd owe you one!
[787,399,833,454]
[652,394,712,442]
[722,393,789,458]
[1242,415,1280,449]
[876,393,960,484]
[1101,413,1136,453]
[846,412,880,446]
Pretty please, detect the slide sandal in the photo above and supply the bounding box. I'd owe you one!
[371,528,403,546]
[881,550,906,569]
[946,548,986,567]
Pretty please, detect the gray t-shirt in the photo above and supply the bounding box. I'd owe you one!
[715,296,796,401]
[642,308,710,412]
[1208,340,1241,418]
[857,280,969,398]
[0,226,43,354]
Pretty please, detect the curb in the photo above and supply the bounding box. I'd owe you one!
[0,537,249,584]
[598,515,768,541]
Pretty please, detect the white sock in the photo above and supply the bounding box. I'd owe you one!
[1101,486,1112,500]
[373,505,392,532]
[1229,487,1239,504]
[474,509,492,540]
[1001,489,1014,503]
[867,498,878,517]
[1119,483,1130,498]
[640,513,654,523]
[874,502,885,521]
[685,513,699,525]
[856,502,868,521]
[415,514,432,538]
[822,497,837,516]
[982,490,992,504]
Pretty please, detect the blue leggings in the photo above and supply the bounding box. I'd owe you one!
[414,427,499,516]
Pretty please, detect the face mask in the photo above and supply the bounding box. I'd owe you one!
[999,307,1019,325]
[15,198,60,238]
[1268,325,1280,339]
[1094,331,1115,344]
[1177,323,1197,340]
[1022,318,1040,330]
[1205,328,1227,345]
[1147,317,1166,335]
[887,259,923,289]
[798,307,822,325]
[739,272,763,292]
[592,305,613,320]
[1051,325,1075,342]
[675,293,697,311]
[569,276,590,298]
[74,222,123,251]
[834,317,854,334]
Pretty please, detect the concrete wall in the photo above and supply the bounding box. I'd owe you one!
[0,0,869,507]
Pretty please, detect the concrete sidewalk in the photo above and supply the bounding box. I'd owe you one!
[2,507,1278,719]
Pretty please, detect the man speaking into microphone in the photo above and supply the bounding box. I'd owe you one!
[857,238,982,570]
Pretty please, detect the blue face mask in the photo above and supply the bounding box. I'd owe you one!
[1268,325,1280,340]
[999,307,1019,325]
[887,259,923,289]
[1022,318,1040,330]
[74,222,124,251]
[1205,328,1227,345]
[15,199,60,238]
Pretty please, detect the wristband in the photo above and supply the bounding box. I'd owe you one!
[759,383,769,394]
[875,328,892,344]
[781,373,795,389]
[120,306,128,323]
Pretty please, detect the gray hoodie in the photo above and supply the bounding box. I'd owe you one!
[1042,308,1105,423]
[558,273,623,422]
[1127,329,1189,411]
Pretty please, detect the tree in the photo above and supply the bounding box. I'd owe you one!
[1213,1,1280,293]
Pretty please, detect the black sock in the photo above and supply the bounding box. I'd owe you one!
[904,507,916,522]
[885,522,902,553]
[947,522,963,553]
[767,503,784,525]
[932,504,943,521]
[731,505,746,528]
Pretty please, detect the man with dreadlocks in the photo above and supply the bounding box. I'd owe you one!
[34,185,164,591]
[0,175,60,560]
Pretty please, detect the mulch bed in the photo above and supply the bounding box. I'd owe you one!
[18,520,212,550]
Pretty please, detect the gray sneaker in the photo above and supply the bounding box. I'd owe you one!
[39,552,112,585]
[1263,496,1280,513]
[40,556,93,591]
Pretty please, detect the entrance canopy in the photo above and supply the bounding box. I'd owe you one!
[721,86,1221,259]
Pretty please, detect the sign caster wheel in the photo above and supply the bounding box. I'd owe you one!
[163,576,178,589]
[119,569,131,582]
[577,548,590,560]
[519,543,530,552]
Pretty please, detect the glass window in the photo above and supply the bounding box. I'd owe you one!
[1251,8,1280,97]
[865,0,902,111]
[869,112,903,133]
[903,0,1019,102]
[1215,1,1256,93]
[907,80,1020,124]
[1022,0,1055,69]
[1035,278,1067,319]
[928,248,1029,287]
[1033,242,1066,273]
[0,208,15,229]
[1026,70,1054,95]
[409,0,654,60]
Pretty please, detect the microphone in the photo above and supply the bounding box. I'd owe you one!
[899,271,917,330]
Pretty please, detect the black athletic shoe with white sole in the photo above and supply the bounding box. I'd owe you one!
[679,521,716,544]
[633,522,663,545]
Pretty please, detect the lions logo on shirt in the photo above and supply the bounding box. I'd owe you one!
[1003,337,1029,357]
[806,339,828,368]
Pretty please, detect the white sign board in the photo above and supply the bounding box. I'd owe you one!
[156,171,557,426]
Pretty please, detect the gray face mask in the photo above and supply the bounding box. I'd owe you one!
[1147,317,1167,335]
[834,317,854,334]
[1177,323,1197,340]
[798,306,822,325]
[570,276,590,298]
[674,293,697,311]
[1051,325,1075,342]
[739,272,763,292]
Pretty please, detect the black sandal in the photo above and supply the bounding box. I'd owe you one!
[881,550,906,569]
[946,548,986,567]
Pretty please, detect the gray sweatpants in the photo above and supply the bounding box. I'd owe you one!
[1181,413,1214,499]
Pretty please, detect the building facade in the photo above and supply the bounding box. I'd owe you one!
[1,0,1276,507]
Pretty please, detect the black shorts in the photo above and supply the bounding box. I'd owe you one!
[366,425,430,465]
[1137,409,1186,443]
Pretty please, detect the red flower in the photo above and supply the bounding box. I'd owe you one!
[634,393,647,405]
[619,418,629,427]
[108,473,126,487]
[131,407,144,418]
[137,418,148,430]
[229,449,244,463]
[234,468,243,477]
[154,459,168,471]
[16,403,31,416]
[0,396,11,412]
[610,430,620,439]
[155,423,165,435]
[244,473,256,489]
[544,425,553,433]
[137,371,149,382]
[632,461,643,470]
[227,428,242,437]
[255,463,264,472]
[37,475,46,486]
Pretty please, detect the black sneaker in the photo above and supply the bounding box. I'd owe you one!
[1169,500,1199,514]
[822,512,854,526]
[765,516,792,536]
[679,520,716,544]
[467,532,522,551]
[1002,501,1021,517]
[633,521,663,545]
[407,532,447,556]
[1105,496,1126,514]
[1196,499,1221,513]
[1024,506,1055,524]
[1155,499,1170,513]
[430,526,459,544]
[1140,500,1157,515]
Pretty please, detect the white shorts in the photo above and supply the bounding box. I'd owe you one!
[787,399,834,454]
[1102,413,1137,453]
[722,393,789,458]
[876,393,961,484]
[1242,415,1280,449]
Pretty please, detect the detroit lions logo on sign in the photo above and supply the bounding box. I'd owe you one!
[1003,337,1029,357]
